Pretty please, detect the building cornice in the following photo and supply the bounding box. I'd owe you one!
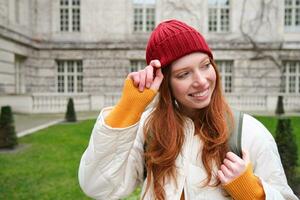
[1,25,300,51]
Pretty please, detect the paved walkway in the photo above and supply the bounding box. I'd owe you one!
[14,111,99,137]
[12,110,300,138]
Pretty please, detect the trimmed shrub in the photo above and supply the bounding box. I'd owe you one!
[0,106,18,148]
[275,95,284,115]
[65,98,77,122]
[275,117,298,189]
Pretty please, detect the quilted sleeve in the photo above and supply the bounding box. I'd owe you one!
[78,107,149,200]
[242,114,298,200]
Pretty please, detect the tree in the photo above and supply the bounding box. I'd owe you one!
[65,98,77,122]
[0,106,18,149]
[275,95,284,116]
[275,117,298,189]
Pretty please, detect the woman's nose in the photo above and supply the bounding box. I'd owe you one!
[192,71,206,87]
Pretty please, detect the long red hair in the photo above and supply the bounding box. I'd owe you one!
[143,59,233,200]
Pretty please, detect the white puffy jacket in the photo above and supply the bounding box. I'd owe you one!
[78,107,298,200]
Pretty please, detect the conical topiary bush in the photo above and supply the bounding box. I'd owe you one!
[0,106,18,149]
[65,98,77,122]
[275,95,284,116]
[275,117,298,190]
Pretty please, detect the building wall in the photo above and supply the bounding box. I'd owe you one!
[0,0,299,113]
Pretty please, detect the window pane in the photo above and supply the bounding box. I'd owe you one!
[208,0,230,33]
[68,61,74,72]
[77,76,83,92]
[77,61,83,72]
[220,8,230,31]
[130,60,145,72]
[72,0,80,6]
[208,0,229,6]
[72,8,80,31]
[133,0,155,4]
[60,0,80,32]
[216,60,233,93]
[289,76,296,93]
[58,76,64,93]
[296,8,300,25]
[285,0,300,30]
[281,76,286,93]
[225,63,232,72]
[58,62,64,72]
[133,1,155,32]
[134,8,143,31]
[146,8,155,31]
[298,76,300,93]
[209,8,217,32]
[290,63,296,73]
[57,60,82,93]
[283,61,300,93]
[60,0,69,6]
[68,76,74,92]
[285,8,293,26]
[225,76,232,93]
[60,8,69,31]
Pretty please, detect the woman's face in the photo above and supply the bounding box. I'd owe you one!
[170,52,216,115]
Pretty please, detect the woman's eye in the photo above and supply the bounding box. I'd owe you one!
[200,63,211,69]
[177,72,189,79]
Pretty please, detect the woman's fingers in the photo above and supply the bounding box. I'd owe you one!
[145,65,154,88]
[242,149,250,164]
[218,150,250,184]
[127,72,140,86]
[150,68,164,91]
[138,69,146,91]
[225,152,244,170]
[225,151,241,162]
[217,170,228,184]
[127,59,163,92]
[221,164,233,178]
[150,59,161,68]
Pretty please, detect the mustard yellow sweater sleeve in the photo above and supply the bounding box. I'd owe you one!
[105,79,157,128]
[223,163,265,200]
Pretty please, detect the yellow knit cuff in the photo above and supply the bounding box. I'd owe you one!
[105,79,157,128]
[223,163,265,200]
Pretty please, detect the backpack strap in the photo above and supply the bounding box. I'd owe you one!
[228,109,243,158]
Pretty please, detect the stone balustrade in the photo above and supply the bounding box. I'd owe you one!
[0,93,299,114]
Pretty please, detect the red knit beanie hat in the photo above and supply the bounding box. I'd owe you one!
[146,19,213,67]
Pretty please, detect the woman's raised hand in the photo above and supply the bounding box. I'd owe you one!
[127,60,164,92]
[217,149,250,184]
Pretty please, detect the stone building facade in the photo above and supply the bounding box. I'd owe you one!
[0,0,299,113]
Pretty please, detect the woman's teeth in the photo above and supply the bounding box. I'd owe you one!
[190,89,208,97]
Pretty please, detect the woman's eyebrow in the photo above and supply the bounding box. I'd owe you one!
[172,67,191,74]
[172,58,210,74]
[200,57,210,64]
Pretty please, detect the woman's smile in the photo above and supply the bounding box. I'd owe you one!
[170,52,216,116]
[189,88,209,99]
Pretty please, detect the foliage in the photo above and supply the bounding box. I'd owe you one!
[65,98,77,122]
[0,106,17,148]
[275,117,298,189]
[275,95,285,115]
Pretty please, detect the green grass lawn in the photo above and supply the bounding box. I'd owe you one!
[255,116,300,166]
[0,120,95,200]
[0,116,299,199]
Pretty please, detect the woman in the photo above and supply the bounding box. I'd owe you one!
[78,19,298,200]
